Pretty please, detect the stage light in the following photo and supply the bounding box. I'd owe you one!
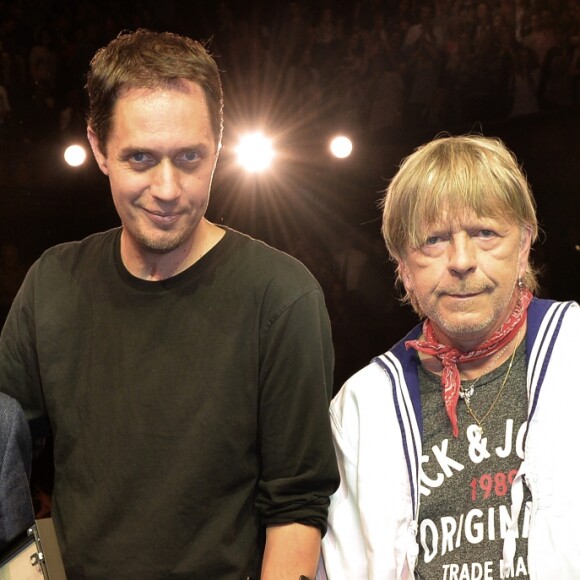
[235,132,274,172]
[329,135,353,159]
[64,144,87,167]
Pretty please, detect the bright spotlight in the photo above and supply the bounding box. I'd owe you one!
[64,144,87,167]
[235,132,274,172]
[329,136,353,159]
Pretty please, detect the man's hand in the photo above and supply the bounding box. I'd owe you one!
[261,523,321,580]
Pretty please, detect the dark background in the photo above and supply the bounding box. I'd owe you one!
[0,0,578,389]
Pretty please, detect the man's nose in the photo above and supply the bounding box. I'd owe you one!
[150,161,180,201]
[448,235,477,276]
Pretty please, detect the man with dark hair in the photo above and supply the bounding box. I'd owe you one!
[321,135,579,578]
[0,29,338,579]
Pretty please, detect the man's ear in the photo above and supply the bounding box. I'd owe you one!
[518,226,533,279]
[87,126,109,176]
[398,258,413,291]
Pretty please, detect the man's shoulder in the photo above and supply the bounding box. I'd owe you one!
[40,228,119,261]
[330,353,414,446]
[221,227,320,289]
[18,229,119,294]
[224,227,304,263]
[332,356,397,414]
[331,323,422,417]
[32,228,119,274]
[528,297,579,341]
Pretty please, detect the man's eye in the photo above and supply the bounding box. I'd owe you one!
[425,236,442,245]
[130,152,153,164]
[479,229,496,238]
[179,151,201,163]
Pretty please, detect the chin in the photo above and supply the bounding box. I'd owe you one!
[435,311,496,338]
[137,232,187,254]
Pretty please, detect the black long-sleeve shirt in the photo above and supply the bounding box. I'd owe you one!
[0,226,339,579]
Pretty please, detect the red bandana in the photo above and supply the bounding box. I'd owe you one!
[405,289,533,437]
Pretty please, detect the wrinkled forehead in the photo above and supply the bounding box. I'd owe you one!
[423,206,515,231]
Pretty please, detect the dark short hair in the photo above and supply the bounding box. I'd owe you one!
[86,29,223,152]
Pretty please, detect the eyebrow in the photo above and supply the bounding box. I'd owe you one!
[117,143,212,159]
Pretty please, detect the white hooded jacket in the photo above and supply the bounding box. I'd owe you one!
[320,299,580,579]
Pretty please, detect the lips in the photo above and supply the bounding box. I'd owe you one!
[143,209,180,225]
[440,286,491,298]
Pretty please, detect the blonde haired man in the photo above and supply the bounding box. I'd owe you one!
[321,135,580,579]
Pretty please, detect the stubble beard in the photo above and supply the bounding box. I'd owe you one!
[134,223,196,255]
[418,276,520,342]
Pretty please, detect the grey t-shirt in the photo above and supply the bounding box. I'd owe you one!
[415,341,530,580]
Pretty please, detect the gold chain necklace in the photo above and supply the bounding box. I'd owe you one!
[458,341,510,403]
[459,330,521,436]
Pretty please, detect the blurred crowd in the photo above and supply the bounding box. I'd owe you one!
[216,0,580,137]
[0,1,169,143]
[0,0,579,145]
